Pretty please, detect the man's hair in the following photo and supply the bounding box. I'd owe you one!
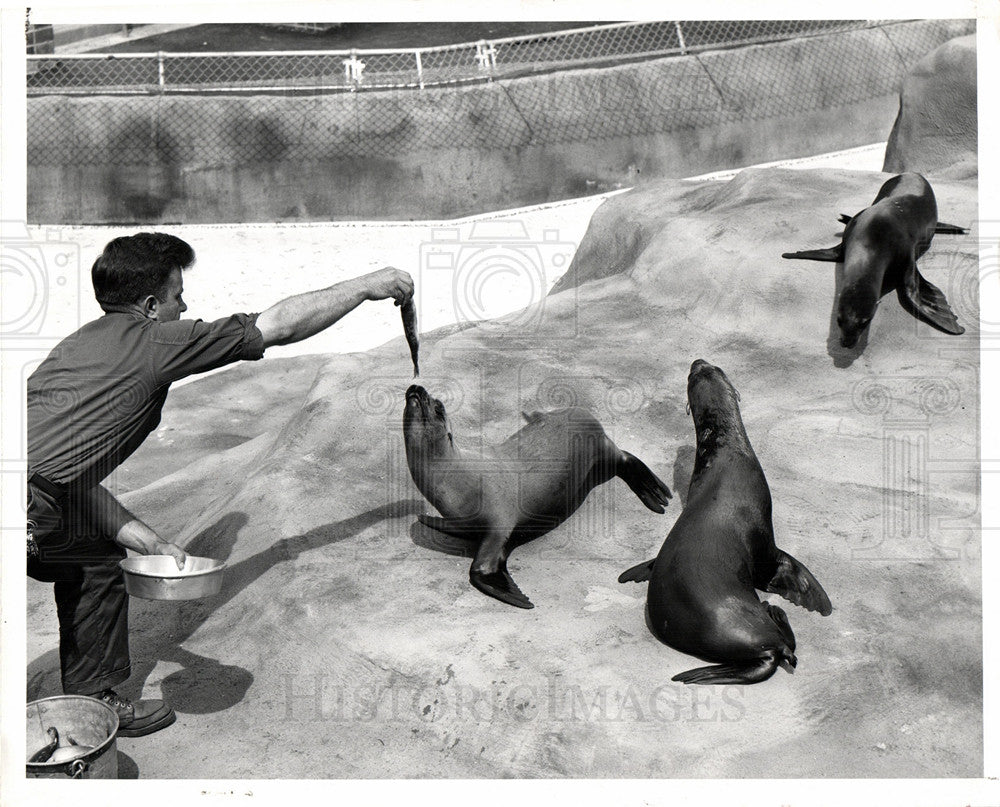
[91,232,195,309]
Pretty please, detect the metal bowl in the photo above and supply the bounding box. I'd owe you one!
[119,555,226,600]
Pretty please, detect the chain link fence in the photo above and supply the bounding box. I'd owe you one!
[29,20,890,94]
[25,19,975,222]
[27,19,975,167]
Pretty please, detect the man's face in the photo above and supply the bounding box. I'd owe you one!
[153,267,188,322]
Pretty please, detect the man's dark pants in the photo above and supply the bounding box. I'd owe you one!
[27,479,130,695]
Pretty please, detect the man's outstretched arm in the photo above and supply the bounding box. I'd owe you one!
[255,267,413,348]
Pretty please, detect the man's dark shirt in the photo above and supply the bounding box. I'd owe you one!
[27,311,265,490]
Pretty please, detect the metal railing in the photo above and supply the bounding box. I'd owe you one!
[27,20,875,95]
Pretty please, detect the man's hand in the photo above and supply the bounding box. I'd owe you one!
[76,485,187,569]
[152,540,187,570]
[116,520,188,570]
[361,267,414,306]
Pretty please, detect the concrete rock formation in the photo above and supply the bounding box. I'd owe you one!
[27,168,981,778]
[883,35,978,178]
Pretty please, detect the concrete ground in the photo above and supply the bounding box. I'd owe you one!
[23,160,982,780]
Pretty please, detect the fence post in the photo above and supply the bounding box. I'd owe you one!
[415,50,424,89]
[157,51,165,92]
[675,22,687,55]
[475,39,496,79]
[344,48,366,90]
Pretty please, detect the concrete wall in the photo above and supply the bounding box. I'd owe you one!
[27,19,975,224]
[883,34,978,178]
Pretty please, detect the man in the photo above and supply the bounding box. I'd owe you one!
[26,232,413,736]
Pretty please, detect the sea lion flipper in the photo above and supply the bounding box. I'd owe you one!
[934,221,969,235]
[417,513,479,540]
[616,451,672,513]
[617,558,655,584]
[898,266,965,335]
[469,562,533,609]
[764,602,796,647]
[470,527,533,609]
[781,244,845,262]
[671,657,781,686]
[765,550,833,616]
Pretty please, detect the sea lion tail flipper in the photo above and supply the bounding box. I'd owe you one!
[417,514,479,540]
[780,244,845,262]
[672,656,781,686]
[616,452,673,513]
[469,561,533,610]
[898,267,965,335]
[617,558,655,584]
[935,221,969,235]
[469,529,533,609]
[766,550,833,616]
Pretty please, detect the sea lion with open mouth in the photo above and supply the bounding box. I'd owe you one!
[782,172,967,348]
[404,384,672,609]
[619,360,832,685]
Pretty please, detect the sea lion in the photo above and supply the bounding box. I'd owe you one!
[404,384,672,609]
[782,172,967,348]
[619,360,832,685]
[400,298,419,376]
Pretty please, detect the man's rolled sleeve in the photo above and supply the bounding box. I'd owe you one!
[150,312,265,385]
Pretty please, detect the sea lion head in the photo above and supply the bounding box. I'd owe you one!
[403,384,454,459]
[836,284,877,348]
[686,359,741,423]
[686,360,748,461]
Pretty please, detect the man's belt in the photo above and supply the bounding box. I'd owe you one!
[28,471,67,499]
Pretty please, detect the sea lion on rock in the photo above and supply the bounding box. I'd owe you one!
[782,172,967,348]
[619,360,832,685]
[404,384,672,609]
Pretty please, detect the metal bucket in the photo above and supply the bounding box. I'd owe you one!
[27,695,119,779]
